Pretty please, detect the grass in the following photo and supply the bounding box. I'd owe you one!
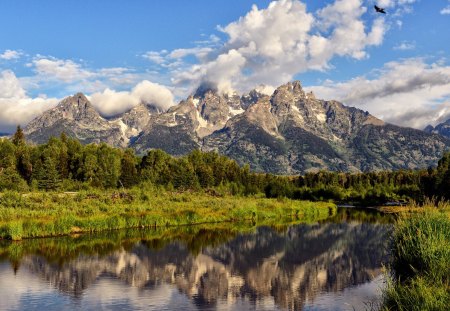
[381,201,450,311]
[0,187,336,240]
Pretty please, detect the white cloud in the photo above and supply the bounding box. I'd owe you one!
[308,58,450,129]
[168,47,214,60]
[142,51,167,64]
[32,57,94,82]
[0,67,175,130]
[393,41,416,50]
[441,5,450,15]
[0,70,58,132]
[378,0,416,8]
[0,49,22,60]
[90,80,175,117]
[23,56,144,96]
[171,0,388,94]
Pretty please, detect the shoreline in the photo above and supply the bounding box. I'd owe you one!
[0,189,336,240]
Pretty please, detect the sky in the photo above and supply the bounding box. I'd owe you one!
[0,0,449,132]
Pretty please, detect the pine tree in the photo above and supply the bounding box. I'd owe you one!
[36,154,61,190]
[12,125,25,146]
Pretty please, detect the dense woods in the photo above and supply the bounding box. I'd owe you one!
[1,126,449,204]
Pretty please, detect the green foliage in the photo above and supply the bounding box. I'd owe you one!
[5,221,23,241]
[11,125,25,147]
[382,209,450,311]
[0,168,28,191]
[0,133,449,206]
[390,211,450,282]
[0,188,336,239]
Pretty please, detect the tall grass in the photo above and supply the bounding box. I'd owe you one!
[0,188,336,240]
[382,204,450,310]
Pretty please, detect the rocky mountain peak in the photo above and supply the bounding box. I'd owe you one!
[241,89,265,109]
[24,82,450,174]
[424,118,450,139]
[274,81,306,98]
[24,93,126,147]
[55,92,100,121]
[193,82,218,98]
[271,81,307,109]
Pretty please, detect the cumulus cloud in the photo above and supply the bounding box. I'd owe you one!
[308,58,450,129]
[90,80,175,117]
[0,70,58,132]
[0,66,174,130]
[0,49,23,60]
[170,0,390,94]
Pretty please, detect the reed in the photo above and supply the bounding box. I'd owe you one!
[382,206,450,310]
[0,188,336,240]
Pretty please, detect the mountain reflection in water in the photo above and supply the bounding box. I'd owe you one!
[0,208,392,311]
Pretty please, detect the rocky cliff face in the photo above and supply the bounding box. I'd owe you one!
[425,118,450,139]
[132,88,248,155]
[24,93,127,147]
[24,82,450,174]
[203,81,450,173]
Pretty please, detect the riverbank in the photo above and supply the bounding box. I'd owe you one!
[0,188,336,240]
[382,203,450,310]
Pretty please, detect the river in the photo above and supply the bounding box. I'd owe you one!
[0,208,393,311]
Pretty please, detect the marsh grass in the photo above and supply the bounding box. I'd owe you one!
[0,188,336,240]
[382,202,450,310]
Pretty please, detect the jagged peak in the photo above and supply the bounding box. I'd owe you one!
[57,92,92,108]
[273,80,306,98]
[193,82,218,98]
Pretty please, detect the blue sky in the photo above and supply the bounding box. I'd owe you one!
[0,0,449,131]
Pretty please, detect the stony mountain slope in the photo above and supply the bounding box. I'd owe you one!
[24,82,450,174]
[24,93,127,147]
[132,89,250,155]
[203,81,450,173]
[424,118,450,139]
[24,93,161,148]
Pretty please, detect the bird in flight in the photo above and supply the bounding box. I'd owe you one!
[374,5,386,14]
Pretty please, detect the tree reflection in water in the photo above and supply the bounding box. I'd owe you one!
[0,208,392,310]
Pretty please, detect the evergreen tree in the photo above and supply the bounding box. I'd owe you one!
[35,152,61,190]
[12,125,25,146]
[120,149,138,187]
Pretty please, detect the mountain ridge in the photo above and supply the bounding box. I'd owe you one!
[24,81,450,174]
[424,118,450,139]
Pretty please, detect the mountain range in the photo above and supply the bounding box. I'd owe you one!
[424,118,450,140]
[24,81,450,174]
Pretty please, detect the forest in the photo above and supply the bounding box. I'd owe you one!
[1,126,449,205]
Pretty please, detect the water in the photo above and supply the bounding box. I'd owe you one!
[0,208,392,311]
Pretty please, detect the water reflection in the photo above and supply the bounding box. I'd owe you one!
[0,208,392,311]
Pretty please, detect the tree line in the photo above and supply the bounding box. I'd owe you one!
[0,126,449,204]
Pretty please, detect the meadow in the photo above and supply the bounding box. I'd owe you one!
[0,185,336,240]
